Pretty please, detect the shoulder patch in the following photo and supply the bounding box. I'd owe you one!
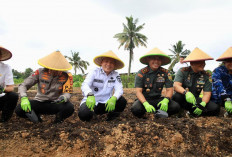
[62,72,73,93]
[32,69,39,77]
[138,73,143,78]
[141,67,149,74]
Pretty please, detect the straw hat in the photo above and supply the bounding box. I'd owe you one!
[38,51,72,71]
[216,47,232,61]
[0,46,12,61]
[93,50,124,70]
[183,47,213,62]
[139,47,171,65]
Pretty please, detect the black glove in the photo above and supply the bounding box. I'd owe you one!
[53,95,67,104]
[0,86,4,94]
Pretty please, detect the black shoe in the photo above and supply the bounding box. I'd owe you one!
[53,114,63,124]
[106,112,120,121]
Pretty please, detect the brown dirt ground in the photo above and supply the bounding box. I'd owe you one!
[0,88,232,157]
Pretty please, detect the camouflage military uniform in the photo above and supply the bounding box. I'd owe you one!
[173,67,220,116]
[211,66,232,105]
[131,66,180,117]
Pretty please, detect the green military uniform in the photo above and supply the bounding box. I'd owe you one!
[135,66,173,98]
[174,66,212,97]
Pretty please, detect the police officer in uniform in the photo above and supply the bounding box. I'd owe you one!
[211,47,232,116]
[78,50,127,121]
[0,46,18,122]
[173,47,220,116]
[131,48,180,118]
[15,51,74,123]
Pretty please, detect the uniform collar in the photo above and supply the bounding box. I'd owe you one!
[100,67,115,75]
[148,66,161,74]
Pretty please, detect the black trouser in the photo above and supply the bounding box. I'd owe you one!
[0,92,18,122]
[15,99,74,122]
[78,96,127,121]
[131,97,180,118]
[172,92,220,116]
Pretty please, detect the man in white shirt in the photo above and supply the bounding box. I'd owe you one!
[173,56,188,73]
[78,50,127,121]
[0,46,18,122]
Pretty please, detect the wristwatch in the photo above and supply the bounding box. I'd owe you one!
[225,98,231,102]
[87,92,94,97]
[183,90,187,95]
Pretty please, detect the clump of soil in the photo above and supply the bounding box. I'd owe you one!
[0,88,232,156]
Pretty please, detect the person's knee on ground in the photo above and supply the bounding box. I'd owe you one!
[78,102,94,121]
[131,100,146,118]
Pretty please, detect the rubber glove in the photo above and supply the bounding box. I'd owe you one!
[54,95,67,104]
[193,101,206,116]
[157,98,169,112]
[185,92,196,105]
[0,86,4,94]
[143,101,156,113]
[225,100,232,113]
[86,95,96,111]
[21,97,31,112]
[105,96,117,112]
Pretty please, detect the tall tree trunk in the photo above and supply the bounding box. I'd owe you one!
[168,58,178,71]
[127,49,133,88]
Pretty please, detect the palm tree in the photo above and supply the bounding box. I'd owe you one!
[114,16,148,77]
[168,41,190,71]
[65,51,89,75]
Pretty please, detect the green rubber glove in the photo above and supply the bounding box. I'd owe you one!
[21,97,31,112]
[185,92,196,105]
[225,100,232,113]
[105,96,117,112]
[143,101,156,113]
[86,96,96,111]
[157,98,169,112]
[193,101,206,116]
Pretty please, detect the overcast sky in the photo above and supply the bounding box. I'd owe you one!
[1,0,232,74]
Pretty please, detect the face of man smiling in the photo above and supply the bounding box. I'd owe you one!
[147,56,162,71]
[101,57,116,75]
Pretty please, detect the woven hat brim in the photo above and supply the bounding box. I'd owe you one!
[38,51,72,71]
[216,47,232,61]
[0,47,12,61]
[183,58,214,63]
[140,54,171,66]
[93,55,124,70]
[38,61,72,71]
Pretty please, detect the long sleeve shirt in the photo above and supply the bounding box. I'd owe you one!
[81,67,123,105]
[18,68,72,102]
[211,66,232,103]
[0,62,14,97]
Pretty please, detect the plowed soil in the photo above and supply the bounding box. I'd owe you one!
[0,88,232,157]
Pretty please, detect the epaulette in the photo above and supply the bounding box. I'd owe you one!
[140,67,149,74]
[181,67,191,72]
[159,67,168,73]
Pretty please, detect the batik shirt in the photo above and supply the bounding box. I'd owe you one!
[211,66,232,104]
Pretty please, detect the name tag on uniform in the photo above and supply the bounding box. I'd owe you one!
[93,79,104,83]
[108,80,116,83]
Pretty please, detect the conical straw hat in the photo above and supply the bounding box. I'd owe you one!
[93,50,124,70]
[216,47,232,61]
[0,46,12,61]
[38,51,72,71]
[140,47,171,65]
[183,47,213,62]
